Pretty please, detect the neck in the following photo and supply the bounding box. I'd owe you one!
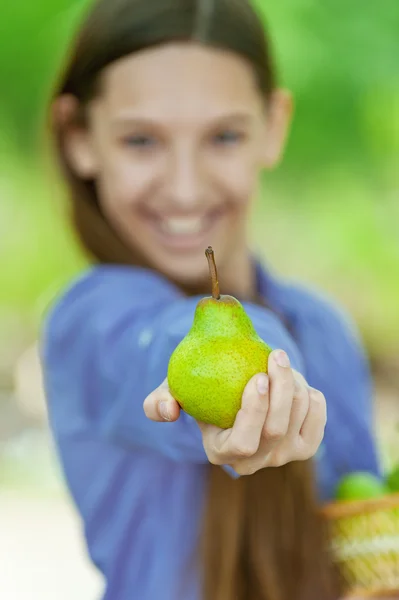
[218,246,257,302]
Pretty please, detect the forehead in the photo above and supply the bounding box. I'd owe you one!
[98,43,263,119]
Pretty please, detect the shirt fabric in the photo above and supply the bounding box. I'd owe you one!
[41,260,381,600]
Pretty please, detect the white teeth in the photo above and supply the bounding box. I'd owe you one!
[161,217,205,235]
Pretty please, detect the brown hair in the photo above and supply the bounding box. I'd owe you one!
[50,1,344,598]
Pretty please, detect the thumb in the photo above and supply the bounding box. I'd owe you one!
[143,378,181,422]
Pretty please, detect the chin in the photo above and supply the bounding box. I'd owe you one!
[150,250,217,291]
[127,204,236,281]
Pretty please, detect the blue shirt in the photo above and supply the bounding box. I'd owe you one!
[41,262,381,600]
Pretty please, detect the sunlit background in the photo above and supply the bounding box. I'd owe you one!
[1,1,398,598]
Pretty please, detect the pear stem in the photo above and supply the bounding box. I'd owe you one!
[205,247,220,300]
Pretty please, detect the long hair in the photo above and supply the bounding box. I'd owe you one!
[49,1,343,598]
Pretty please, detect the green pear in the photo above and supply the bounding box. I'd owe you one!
[167,247,272,429]
[335,471,389,502]
[386,464,399,493]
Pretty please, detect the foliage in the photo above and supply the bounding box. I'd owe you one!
[0,0,398,361]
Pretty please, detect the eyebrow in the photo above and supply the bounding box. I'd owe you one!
[109,111,254,129]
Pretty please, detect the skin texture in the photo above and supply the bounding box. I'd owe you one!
[146,351,327,476]
[168,296,272,429]
[56,42,328,476]
[56,42,292,296]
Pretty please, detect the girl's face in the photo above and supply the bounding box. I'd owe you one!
[60,43,291,284]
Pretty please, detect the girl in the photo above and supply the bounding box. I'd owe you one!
[42,0,381,599]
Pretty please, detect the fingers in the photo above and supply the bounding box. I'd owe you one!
[227,373,269,456]
[273,382,326,464]
[300,387,327,451]
[201,373,269,465]
[143,378,181,422]
[263,350,295,441]
[275,385,326,465]
[286,376,310,438]
[234,377,303,472]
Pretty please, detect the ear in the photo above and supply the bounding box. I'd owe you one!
[262,89,294,169]
[52,94,98,179]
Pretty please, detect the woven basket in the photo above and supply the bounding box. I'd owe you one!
[321,493,399,598]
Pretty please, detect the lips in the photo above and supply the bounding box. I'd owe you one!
[160,216,206,235]
[140,207,225,251]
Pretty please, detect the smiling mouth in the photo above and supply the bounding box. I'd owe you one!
[140,208,226,250]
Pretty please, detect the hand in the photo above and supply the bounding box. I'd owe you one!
[143,349,327,475]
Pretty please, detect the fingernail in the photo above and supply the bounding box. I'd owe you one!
[275,350,290,368]
[257,374,269,396]
[159,401,171,421]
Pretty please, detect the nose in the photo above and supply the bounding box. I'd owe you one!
[166,145,205,209]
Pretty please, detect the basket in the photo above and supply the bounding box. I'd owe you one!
[321,493,399,598]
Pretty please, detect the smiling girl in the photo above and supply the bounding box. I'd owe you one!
[41,1,381,599]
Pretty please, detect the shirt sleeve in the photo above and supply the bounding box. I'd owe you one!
[41,266,304,467]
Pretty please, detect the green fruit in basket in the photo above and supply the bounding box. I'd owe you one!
[336,472,388,502]
[386,464,399,492]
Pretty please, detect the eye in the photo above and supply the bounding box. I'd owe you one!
[212,130,246,146]
[123,134,157,149]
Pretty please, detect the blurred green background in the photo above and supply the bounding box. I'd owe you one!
[1,0,399,355]
[0,1,398,598]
